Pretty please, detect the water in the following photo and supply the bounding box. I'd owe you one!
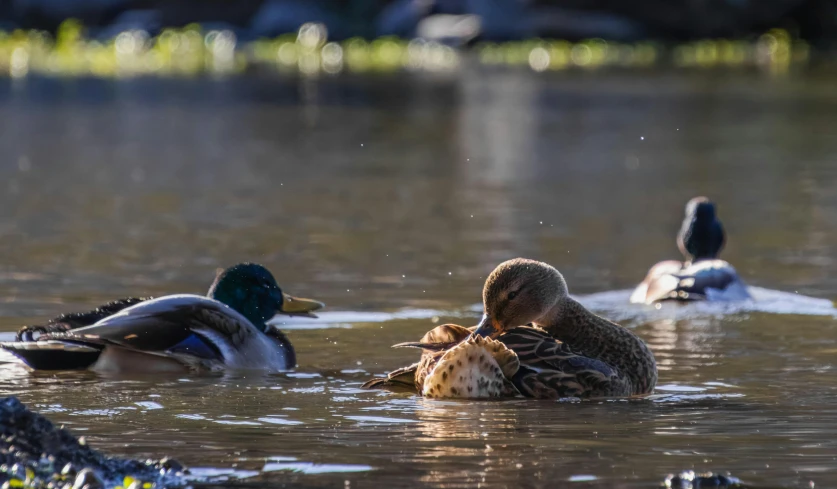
[1,69,837,488]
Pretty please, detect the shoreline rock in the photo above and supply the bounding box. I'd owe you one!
[0,397,185,489]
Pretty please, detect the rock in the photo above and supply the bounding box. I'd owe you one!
[71,469,103,489]
[664,471,743,488]
[0,397,185,488]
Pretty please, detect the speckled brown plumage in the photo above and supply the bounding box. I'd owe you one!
[363,320,652,399]
[527,300,656,396]
[362,324,519,398]
[364,258,659,399]
[420,332,519,398]
[481,258,657,397]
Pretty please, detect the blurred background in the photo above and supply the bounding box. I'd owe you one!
[0,0,835,312]
[1,2,837,488]
[3,0,837,45]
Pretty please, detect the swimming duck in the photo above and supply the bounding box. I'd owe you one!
[0,263,324,372]
[363,258,658,399]
[630,197,751,304]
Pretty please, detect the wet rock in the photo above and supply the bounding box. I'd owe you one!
[71,469,103,489]
[157,458,183,475]
[664,471,743,488]
[0,397,186,488]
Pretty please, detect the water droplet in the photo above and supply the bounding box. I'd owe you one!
[17,156,30,172]
[131,167,145,182]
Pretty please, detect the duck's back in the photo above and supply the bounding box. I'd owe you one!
[74,294,288,370]
[2,295,291,372]
[632,259,750,304]
[675,260,749,301]
[499,326,632,399]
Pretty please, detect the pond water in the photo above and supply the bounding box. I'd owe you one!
[0,70,837,488]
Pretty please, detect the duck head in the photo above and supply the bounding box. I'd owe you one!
[208,263,324,332]
[472,258,567,339]
[677,196,726,262]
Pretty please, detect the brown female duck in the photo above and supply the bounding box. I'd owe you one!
[364,258,658,399]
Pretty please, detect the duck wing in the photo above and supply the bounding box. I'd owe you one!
[499,327,629,399]
[2,295,258,370]
[360,363,419,393]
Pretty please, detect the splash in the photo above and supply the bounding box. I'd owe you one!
[576,286,837,322]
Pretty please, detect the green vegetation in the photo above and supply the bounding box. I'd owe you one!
[0,20,812,78]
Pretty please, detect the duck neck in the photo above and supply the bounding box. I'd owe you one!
[208,288,270,333]
[536,297,657,395]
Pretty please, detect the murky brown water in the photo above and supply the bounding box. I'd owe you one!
[1,70,837,488]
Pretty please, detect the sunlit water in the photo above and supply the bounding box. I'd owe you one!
[1,70,837,488]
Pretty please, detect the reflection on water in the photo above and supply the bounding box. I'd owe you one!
[1,70,837,487]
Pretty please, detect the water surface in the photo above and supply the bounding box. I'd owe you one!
[0,70,836,488]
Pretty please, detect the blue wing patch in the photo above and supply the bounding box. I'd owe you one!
[168,334,221,360]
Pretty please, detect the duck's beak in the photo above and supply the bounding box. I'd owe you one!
[279,293,325,318]
[472,314,502,339]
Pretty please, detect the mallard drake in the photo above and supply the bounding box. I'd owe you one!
[363,258,658,399]
[0,263,324,372]
[630,197,751,304]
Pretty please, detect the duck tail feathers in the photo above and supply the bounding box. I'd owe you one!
[392,341,460,351]
[0,340,102,370]
[361,363,419,393]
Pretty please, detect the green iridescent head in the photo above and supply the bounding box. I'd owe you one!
[207,263,324,331]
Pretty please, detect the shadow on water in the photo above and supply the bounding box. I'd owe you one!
[1,69,837,487]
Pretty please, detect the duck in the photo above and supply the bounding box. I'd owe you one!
[363,258,658,399]
[0,263,324,372]
[630,197,751,304]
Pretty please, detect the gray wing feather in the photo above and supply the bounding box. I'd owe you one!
[43,295,257,356]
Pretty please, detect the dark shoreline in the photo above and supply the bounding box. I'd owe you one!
[0,396,185,488]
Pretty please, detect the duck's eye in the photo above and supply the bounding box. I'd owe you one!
[507,291,518,300]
